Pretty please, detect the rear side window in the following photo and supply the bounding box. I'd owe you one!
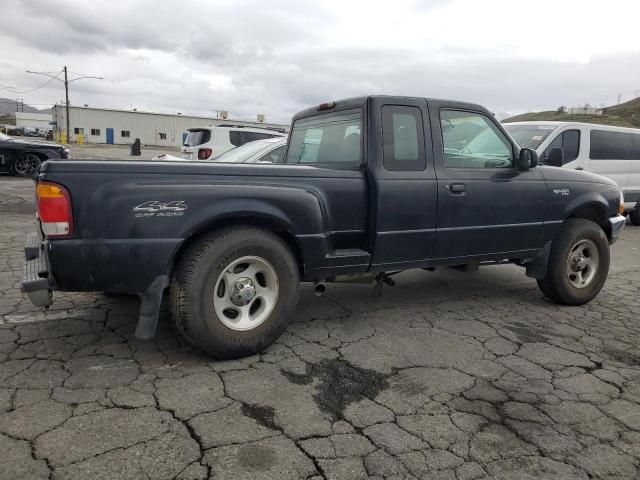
[258,145,285,163]
[590,130,631,159]
[286,110,362,165]
[229,131,275,147]
[184,129,211,147]
[382,105,425,171]
[632,134,640,160]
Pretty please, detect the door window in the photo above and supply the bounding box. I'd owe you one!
[382,105,425,171]
[542,129,580,164]
[440,110,513,168]
[286,110,362,165]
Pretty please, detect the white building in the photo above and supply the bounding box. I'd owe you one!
[51,105,288,146]
[567,106,603,116]
[15,112,53,130]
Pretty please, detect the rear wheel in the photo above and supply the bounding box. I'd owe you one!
[630,205,640,226]
[169,226,299,358]
[537,219,610,305]
[13,153,42,177]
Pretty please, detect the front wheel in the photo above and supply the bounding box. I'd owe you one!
[169,226,300,359]
[13,153,42,177]
[537,219,610,305]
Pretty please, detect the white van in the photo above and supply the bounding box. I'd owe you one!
[181,125,285,161]
[503,121,640,224]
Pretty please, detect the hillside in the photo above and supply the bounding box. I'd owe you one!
[503,97,640,129]
[0,97,49,116]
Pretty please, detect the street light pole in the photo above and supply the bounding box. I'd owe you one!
[64,66,70,143]
[25,67,103,141]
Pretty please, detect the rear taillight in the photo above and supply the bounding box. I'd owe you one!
[198,148,212,160]
[37,182,73,238]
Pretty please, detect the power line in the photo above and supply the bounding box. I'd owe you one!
[13,70,63,94]
[26,66,104,139]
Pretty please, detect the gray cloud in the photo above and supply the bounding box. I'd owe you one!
[1,0,639,124]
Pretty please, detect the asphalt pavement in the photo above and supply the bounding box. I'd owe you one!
[1,175,640,480]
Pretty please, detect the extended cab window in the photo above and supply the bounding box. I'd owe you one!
[543,130,580,164]
[286,110,362,165]
[440,110,512,168]
[382,106,425,171]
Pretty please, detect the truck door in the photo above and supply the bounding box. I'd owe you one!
[368,97,438,269]
[429,102,547,259]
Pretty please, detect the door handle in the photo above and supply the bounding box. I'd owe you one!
[575,167,583,170]
[448,183,466,194]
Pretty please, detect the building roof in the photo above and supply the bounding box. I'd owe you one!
[51,104,287,127]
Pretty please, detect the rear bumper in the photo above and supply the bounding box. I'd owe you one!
[609,214,626,245]
[21,232,53,307]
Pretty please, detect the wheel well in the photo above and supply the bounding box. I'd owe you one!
[169,217,305,277]
[21,151,46,160]
[567,203,610,237]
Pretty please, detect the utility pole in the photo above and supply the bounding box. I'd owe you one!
[64,66,70,144]
[26,67,103,141]
[617,93,621,105]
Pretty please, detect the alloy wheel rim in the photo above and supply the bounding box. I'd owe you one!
[213,255,279,331]
[566,239,599,289]
[14,153,40,176]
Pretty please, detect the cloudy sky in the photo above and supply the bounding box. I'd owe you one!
[1,0,639,123]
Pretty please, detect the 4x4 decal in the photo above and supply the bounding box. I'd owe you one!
[133,200,187,217]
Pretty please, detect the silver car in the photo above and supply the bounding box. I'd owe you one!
[213,137,287,164]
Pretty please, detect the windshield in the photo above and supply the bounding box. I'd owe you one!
[184,129,211,147]
[503,124,557,150]
[0,132,13,141]
[214,139,277,163]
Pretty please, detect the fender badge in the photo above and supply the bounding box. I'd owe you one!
[133,200,187,217]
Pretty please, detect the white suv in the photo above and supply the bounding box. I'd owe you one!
[181,125,285,160]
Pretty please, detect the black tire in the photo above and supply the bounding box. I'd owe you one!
[537,218,610,305]
[630,205,640,226]
[12,152,42,177]
[169,226,300,359]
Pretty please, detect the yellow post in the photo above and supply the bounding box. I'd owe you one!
[78,134,84,145]
[61,131,67,145]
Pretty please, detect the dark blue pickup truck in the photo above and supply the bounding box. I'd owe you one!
[23,96,626,358]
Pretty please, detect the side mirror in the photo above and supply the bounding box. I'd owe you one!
[546,147,564,167]
[517,148,539,171]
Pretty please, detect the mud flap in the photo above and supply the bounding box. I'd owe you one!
[525,241,552,279]
[135,275,169,340]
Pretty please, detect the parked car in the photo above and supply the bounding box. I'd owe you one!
[0,131,70,176]
[153,138,286,163]
[23,95,625,359]
[214,137,287,163]
[504,121,640,225]
[181,125,285,161]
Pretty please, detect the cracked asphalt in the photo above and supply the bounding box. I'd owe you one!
[2,175,640,480]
